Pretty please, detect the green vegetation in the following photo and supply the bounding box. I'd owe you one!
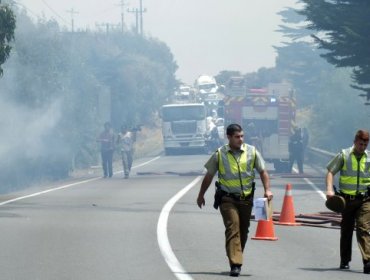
[0,0,16,76]
[299,0,370,101]
[216,3,369,153]
[0,9,177,192]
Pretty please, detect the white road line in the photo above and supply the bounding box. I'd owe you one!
[157,166,326,279]
[157,176,202,280]
[292,167,326,200]
[133,156,161,169]
[304,177,326,200]
[0,178,100,206]
[0,156,161,206]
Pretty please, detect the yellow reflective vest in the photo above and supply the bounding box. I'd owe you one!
[217,143,256,196]
[339,147,370,195]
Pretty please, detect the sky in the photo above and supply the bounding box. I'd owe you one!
[18,0,299,84]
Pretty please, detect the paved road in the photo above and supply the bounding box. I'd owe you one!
[0,155,367,279]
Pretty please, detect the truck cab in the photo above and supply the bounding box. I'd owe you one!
[161,103,207,155]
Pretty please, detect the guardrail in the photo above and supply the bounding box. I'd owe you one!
[306,146,336,168]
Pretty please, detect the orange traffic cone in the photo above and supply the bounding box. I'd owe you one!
[252,219,278,241]
[277,184,300,226]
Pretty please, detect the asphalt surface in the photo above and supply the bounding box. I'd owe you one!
[0,154,368,279]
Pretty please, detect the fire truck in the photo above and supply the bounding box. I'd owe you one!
[223,79,296,172]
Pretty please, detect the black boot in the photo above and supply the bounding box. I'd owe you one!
[339,261,350,269]
[364,262,370,274]
[229,265,241,277]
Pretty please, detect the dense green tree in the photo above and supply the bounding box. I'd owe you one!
[275,4,369,150]
[299,0,370,102]
[0,0,15,76]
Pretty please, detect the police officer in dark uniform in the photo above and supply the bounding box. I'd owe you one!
[288,127,304,174]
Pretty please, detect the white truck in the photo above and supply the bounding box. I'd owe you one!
[194,75,218,100]
[161,103,207,155]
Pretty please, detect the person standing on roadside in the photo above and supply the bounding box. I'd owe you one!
[97,122,115,178]
[288,127,304,174]
[196,123,273,277]
[326,129,370,274]
[117,125,135,179]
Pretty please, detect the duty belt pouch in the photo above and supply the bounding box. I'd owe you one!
[213,181,223,210]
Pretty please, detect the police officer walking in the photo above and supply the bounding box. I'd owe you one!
[196,123,273,277]
[326,129,370,274]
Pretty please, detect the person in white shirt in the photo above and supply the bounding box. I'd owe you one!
[117,125,135,179]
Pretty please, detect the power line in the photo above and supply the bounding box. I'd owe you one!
[41,0,69,25]
[95,22,120,34]
[11,0,43,19]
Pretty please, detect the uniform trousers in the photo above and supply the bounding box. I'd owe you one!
[340,197,370,264]
[220,196,253,267]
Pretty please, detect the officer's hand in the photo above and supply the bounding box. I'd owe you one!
[197,196,205,208]
[326,190,335,200]
[264,190,273,201]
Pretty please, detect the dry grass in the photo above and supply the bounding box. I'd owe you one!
[134,125,163,158]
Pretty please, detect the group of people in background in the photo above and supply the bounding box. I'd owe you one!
[96,122,136,179]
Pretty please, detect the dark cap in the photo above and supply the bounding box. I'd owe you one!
[325,195,346,213]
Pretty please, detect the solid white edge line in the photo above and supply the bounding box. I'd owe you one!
[304,177,326,200]
[0,177,100,206]
[292,167,326,200]
[157,176,202,280]
[132,156,161,169]
[156,166,325,279]
[0,156,161,207]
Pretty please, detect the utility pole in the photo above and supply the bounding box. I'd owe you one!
[66,8,79,32]
[139,0,147,35]
[117,0,127,33]
[128,0,146,36]
[127,8,139,34]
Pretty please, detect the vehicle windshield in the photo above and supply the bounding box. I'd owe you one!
[162,106,205,121]
[199,84,216,90]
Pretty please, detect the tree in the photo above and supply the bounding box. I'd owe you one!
[299,0,370,103]
[215,70,242,86]
[0,0,16,76]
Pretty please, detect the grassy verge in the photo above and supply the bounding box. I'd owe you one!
[71,125,163,178]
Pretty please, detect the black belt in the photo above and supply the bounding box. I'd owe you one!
[340,192,368,200]
[221,190,252,201]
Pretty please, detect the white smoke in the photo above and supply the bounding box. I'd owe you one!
[0,97,62,160]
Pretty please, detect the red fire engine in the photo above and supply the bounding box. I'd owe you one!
[223,80,296,172]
